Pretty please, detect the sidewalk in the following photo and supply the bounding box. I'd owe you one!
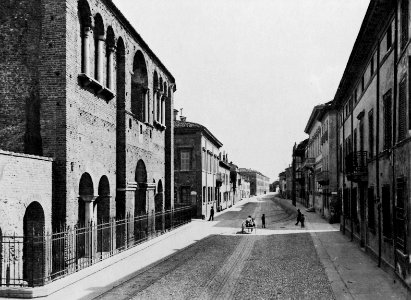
[275,197,409,300]
[6,198,253,300]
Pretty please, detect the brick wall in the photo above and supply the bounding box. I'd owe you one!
[1,0,176,230]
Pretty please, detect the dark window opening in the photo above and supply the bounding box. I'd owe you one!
[398,77,407,141]
[383,90,392,149]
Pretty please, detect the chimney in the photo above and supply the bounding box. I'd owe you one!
[173,109,179,121]
[180,115,186,122]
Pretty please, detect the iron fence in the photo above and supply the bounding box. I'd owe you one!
[0,206,192,287]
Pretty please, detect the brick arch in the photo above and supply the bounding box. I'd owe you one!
[96,176,110,223]
[78,0,92,28]
[94,13,105,36]
[155,180,163,212]
[131,51,148,121]
[135,160,147,215]
[78,172,94,225]
[23,201,45,287]
[106,26,115,48]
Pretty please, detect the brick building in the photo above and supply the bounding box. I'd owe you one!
[238,168,270,196]
[174,116,222,219]
[0,0,179,289]
[0,0,176,228]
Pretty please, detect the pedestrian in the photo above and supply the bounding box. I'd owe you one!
[295,209,302,226]
[208,207,214,221]
[261,213,266,228]
[300,214,305,228]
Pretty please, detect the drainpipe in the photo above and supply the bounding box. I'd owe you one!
[392,4,398,267]
[376,42,382,267]
[351,100,354,242]
[342,115,346,235]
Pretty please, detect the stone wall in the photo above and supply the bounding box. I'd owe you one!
[0,150,52,236]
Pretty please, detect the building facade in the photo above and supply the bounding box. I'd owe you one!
[217,153,232,211]
[174,117,222,219]
[334,0,411,284]
[0,0,178,288]
[238,168,270,196]
[304,102,338,222]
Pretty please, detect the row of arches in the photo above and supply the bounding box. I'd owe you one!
[78,159,165,225]
[78,0,172,126]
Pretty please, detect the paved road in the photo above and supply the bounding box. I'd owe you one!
[94,195,335,300]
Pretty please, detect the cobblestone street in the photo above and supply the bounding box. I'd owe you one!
[94,196,334,300]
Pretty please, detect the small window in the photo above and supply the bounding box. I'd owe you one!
[370,55,374,75]
[180,150,190,171]
[398,76,407,141]
[368,110,374,158]
[383,90,392,149]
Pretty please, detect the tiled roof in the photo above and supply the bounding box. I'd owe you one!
[174,120,223,147]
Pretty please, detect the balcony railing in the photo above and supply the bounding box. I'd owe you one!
[302,158,315,169]
[216,172,223,183]
[316,170,329,185]
[345,151,368,182]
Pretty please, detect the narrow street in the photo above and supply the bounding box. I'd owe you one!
[93,195,334,300]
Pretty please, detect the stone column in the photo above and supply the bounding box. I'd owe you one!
[144,88,149,123]
[161,97,165,125]
[153,90,157,123]
[157,91,163,122]
[107,46,115,89]
[82,27,92,75]
[96,35,105,82]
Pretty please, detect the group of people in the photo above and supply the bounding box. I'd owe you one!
[209,206,305,229]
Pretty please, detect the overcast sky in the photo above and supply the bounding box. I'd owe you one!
[114,0,370,181]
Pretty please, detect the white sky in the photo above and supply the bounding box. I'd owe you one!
[114,0,370,181]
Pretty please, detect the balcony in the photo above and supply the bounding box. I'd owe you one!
[302,158,315,170]
[345,151,368,182]
[316,170,329,185]
[295,170,304,183]
[216,172,223,185]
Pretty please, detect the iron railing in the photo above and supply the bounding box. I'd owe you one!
[0,206,192,287]
[345,151,368,176]
[316,170,329,184]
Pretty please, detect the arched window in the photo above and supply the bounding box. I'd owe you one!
[106,26,115,90]
[23,202,45,287]
[94,14,105,83]
[135,159,147,214]
[78,0,92,75]
[78,172,94,225]
[131,51,148,122]
[153,72,159,123]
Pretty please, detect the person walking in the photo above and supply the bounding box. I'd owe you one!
[261,213,266,228]
[208,207,214,221]
[300,214,305,228]
[295,209,302,226]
